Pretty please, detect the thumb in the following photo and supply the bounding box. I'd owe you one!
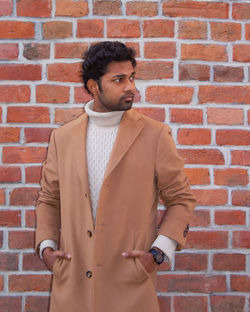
[54,250,71,259]
[122,250,145,258]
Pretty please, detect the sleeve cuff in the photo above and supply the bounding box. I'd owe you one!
[152,235,177,263]
[39,239,57,260]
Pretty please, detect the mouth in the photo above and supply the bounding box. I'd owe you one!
[123,94,134,101]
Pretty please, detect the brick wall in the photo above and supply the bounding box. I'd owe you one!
[0,0,249,311]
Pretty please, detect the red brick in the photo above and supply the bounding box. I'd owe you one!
[9,230,35,249]
[23,43,50,60]
[193,189,228,206]
[0,127,20,143]
[246,24,250,40]
[185,231,228,249]
[74,87,93,103]
[93,1,121,15]
[0,210,21,227]
[125,42,140,57]
[7,107,50,123]
[54,108,84,124]
[207,108,243,125]
[0,43,18,59]
[216,130,250,146]
[162,1,228,19]
[107,19,140,38]
[146,86,193,104]
[214,169,248,186]
[43,21,72,39]
[77,19,104,38]
[126,1,157,17]
[181,44,227,62]
[17,0,51,17]
[179,63,209,81]
[0,106,2,122]
[231,150,250,166]
[158,297,171,312]
[211,295,245,312]
[0,297,22,312]
[178,149,224,165]
[214,66,244,82]
[190,210,210,227]
[144,42,176,59]
[0,166,21,183]
[175,253,208,271]
[136,61,173,80]
[48,62,82,83]
[215,210,246,226]
[178,20,207,39]
[0,0,12,15]
[232,3,250,20]
[233,44,250,62]
[23,253,47,271]
[0,252,19,270]
[25,296,50,312]
[174,296,208,312]
[25,166,42,184]
[0,275,3,290]
[9,274,51,292]
[233,231,250,248]
[0,64,41,80]
[56,0,88,17]
[231,276,250,292]
[170,108,203,124]
[232,190,250,207]
[211,22,241,42]
[25,209,36,228]
[25,128,53,143]
[134,108,165,123]
[0,21,34,39]
[184,168,210,185]
[55,42,88,59]
[213,253,245,271]
[157,274,226,293]
[0,85,30,103]
[10,188,40,206]
[0,190,5,205]
[199,86,250,104]
[3,147,46,164]
[143,20,174,38]
[36,84,70,103]
[178,128,211,145]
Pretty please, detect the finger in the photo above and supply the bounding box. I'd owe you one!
[54,250,71,259]
[121,250,145,258]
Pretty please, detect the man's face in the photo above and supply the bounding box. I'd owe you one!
[92,61,136,112]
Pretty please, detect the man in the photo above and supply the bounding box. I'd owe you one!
[36,41,196,312]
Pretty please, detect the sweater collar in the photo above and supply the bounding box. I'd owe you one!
[85,100,124,127]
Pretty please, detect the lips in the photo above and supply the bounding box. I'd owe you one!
[123,94,134,101]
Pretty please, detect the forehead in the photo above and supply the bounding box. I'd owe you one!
[105,61,135,77]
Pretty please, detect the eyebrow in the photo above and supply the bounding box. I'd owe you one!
[112,72,136,78]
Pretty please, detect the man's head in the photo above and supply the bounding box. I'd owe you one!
[82,41,137,112]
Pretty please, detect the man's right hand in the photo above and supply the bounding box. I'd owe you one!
[42,247,71,271]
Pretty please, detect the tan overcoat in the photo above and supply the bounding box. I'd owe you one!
[35,108,196,312]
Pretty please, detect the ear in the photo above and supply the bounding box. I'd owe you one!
[87,79,99,97]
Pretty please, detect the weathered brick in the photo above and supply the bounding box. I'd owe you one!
[77,19,104,38]
[107,19,140,38]
[25,166,42,184]
[134,108,165,122]
[43,21,72,39]
[178,20,207,39]
[0,252,19,270]
[146,86,193,104]
[232,3,250,20]
[162,1,228,19]
[214,210,246,226]
[55,42,88,59]
[179,63,210,81]
[0,21,34,39]
[246,24,250,40]
[143,20,174,38]
[231,150,250,166]
[0,43,18,60]
[181,44,227,62]
[0,190,5,205]
[211,22,241,42]
[213,253,245,271]
[2,147,47,164]
[17,0,51,17]
[25,209,36,228]
[56,0,89,17]
[23,43,50,60]
[126,1,157,17]
[0,297,22,312]
[25,296,50,312]
[185,231,228,249]
[36,84,70,103]
[7,107,50,123]
[10,188,40,206]
[184,168,210,185]
[170,108,203,124]
[213,66,244,82]
[211,295,245,312]
[0,210,21,227]
[233,231,250,248]
[174,296,208,312]
[207,108,243,125]
[216,130,250,146]
[0,127,20,143]
[9,274,51,292]
[54,108,84,124]
[144,42,176,59]
[25,128,53,143]
[190,210,210,227]
[125,42,140,57]
[136,61,173,80]
[231,275,250,292]
[178,149,224,165]
[0,85,30,103]
[93,1,121,15]
[47,62,82,82]
[0,0,12,15]
[23,253,47,271]
[192,189,228,206]
[9,230,35,249]
[0,166,21,183]
[74,86,93,103]
[232,190,250,207]
[0,64,41,80]
[178,128,211,145]
[233,44,250,62]
[0,275,3,290]
[175,253,208,271]
[158,297,171,312]
[214,169,248,186]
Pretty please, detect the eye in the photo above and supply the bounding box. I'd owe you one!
[129,75,135,81]
[114,78,122,83]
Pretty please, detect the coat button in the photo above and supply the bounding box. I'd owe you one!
[87,230,92,237]
[86,270,92,278]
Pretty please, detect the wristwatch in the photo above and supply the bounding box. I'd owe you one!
[149,248,166,265]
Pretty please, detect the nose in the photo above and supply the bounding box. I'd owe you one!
[124,78,135,93]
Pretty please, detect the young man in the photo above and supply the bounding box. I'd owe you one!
[36,41,196,312]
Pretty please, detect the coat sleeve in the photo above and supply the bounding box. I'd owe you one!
[35,130,61,255]
[155,125,196,250]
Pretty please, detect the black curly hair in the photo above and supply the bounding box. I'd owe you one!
[82,41,136,94]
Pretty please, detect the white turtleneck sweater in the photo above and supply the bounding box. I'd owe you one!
[39,100,176,263]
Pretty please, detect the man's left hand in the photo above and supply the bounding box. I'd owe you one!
[122,250,157,273]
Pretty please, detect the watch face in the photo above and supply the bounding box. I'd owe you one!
[155,252,164,264]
